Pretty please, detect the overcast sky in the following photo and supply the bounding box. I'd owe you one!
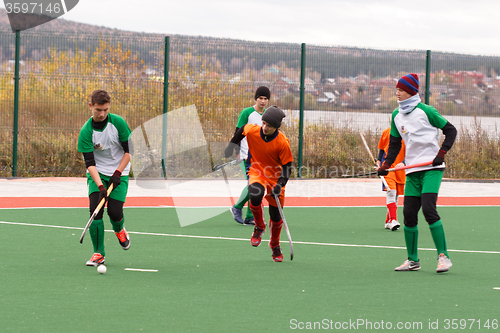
[3,0,500,56]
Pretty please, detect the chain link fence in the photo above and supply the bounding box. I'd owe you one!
[0,31,499,178]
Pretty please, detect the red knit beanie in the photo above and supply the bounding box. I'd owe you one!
[396,73,419,96]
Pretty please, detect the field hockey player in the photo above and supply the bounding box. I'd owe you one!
[78,89,132,266]
[229,86,271,225]
[377,73,457,273]
[376,127,406,231]
[225,106,293,262]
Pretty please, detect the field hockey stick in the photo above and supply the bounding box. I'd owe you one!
[79,184,114,244]
[387,161,433,172]
[140,122,156,165]
[220,166,235,207]
[213,158,243,172]
[359,132,390,189]
[273,193,293,261]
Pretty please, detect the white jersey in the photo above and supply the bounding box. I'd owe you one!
[236,106,265,159]
[78,113,131,176]
[390,103,448,174]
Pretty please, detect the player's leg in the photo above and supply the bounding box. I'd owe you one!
[384,176,399,230]
[395,172,422,271]
[267,194,284,262]
[231,161,254,224]
[108,176,130,250]
[108,199,130,250]
[87,190,106,266]
[248,182,266,247]
[421,169,451,272]
[242,160,254,224]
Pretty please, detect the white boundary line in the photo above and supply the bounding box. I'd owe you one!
[124,268,158,272]
[1,220,499,255]
[0,202,500,211]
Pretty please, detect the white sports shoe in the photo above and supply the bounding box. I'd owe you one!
[395,259,420,271]
[436,254,452,273]
[385,220,400,231]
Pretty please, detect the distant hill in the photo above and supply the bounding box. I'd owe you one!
[0,8,498,79]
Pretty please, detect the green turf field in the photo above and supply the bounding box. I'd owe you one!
[1,206,499,332]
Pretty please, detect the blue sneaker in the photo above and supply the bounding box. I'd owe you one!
[230,206,244,224]
[243,217,255,225]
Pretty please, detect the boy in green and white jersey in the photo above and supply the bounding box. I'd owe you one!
[378,74,457,273]
[230,86,270,225]
[78,89,132,266]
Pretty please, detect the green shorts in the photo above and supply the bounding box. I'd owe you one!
[404,169,443,197]
[86,173,129,202]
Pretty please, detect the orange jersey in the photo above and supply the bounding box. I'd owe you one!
[243,124,293,187]
[378,127,406,185]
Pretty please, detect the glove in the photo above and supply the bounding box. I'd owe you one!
[224,144,234,158]
[432,149,446,166]
[109,170,122,190]
[272,184,282,197]
[377,161,390,176]
[98,185,108,204]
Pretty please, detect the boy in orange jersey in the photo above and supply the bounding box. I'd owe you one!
[376,127,406,231]
[224,106,293,262]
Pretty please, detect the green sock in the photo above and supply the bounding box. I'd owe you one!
[429,220,449,258]
[110,217,124,233]
[234,186,250,210]
[404,225,419,262]
[245,206,254,219]
[89,219,105,256]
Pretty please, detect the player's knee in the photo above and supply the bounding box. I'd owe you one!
[403,196,420,227]
[249,183,265,206]
[89,192,105,219]
[386,190,397,204]
[268,205,281,222]
[107,199,124,222]
[422,193,440,224]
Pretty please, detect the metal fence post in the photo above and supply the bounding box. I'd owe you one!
[425,50,431,104]
[298,43,306,178]
[161,36,170,177]
[12,30,20,177]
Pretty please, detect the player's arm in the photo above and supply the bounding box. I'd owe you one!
[82,152,102,186]
[109,141,131,190]
[440,122,457,153]
[224,125,246,158]
[116,141,131,173]
[432,121,457,166]
[272,162,292,196]
[376,149,385,167]
[380,135,402,168]
[83,152,108,201]
[233,127,241,147]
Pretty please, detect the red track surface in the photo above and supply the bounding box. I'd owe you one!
[1,196,498,208]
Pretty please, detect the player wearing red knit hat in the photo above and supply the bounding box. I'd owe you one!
[377,73,457,273]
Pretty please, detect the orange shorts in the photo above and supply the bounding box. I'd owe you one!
[383,176,405,196]
[249,177,285,208]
